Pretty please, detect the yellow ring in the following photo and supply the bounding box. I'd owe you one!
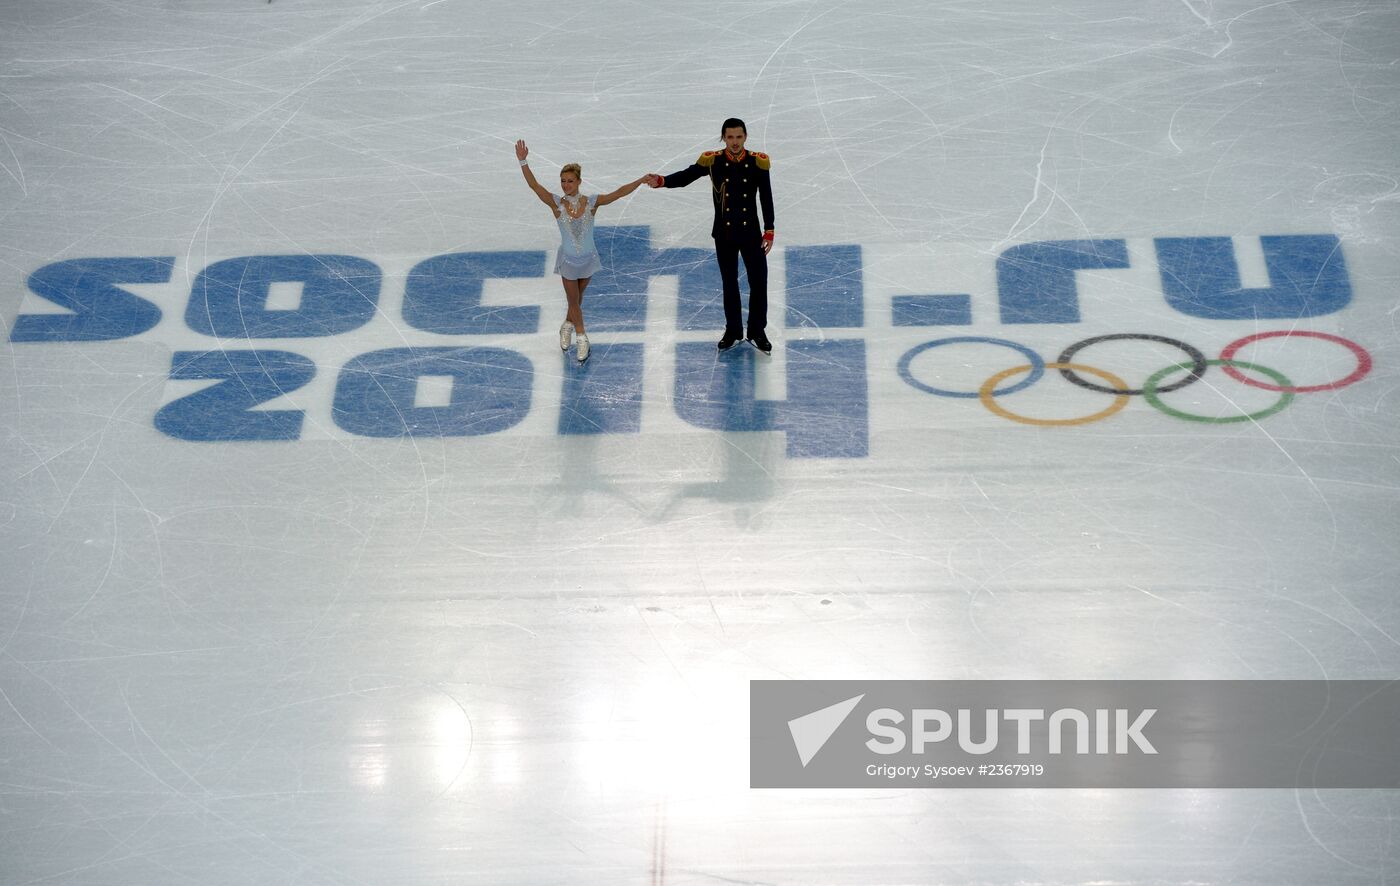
[978,362,1131,426]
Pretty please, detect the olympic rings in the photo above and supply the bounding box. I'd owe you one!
[1219,330,1373,393]
[1056,333,1207,395]
[897,336,1045,399]
[979,362,1131,426]
[897,329,1373,426]
[1143,360,1294,424]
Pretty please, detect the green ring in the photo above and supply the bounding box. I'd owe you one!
[1143,359,1295,424]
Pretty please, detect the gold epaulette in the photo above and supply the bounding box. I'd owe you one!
[697,150,719,167]
[753,151,771,170]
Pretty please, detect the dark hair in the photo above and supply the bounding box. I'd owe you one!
[720,117,747,137]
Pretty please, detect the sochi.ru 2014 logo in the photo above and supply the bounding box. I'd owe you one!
[6,231,1372,456]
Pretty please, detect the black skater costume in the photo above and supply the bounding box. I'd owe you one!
[657,148,775,346]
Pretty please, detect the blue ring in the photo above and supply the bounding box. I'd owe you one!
[898,337,1046,399]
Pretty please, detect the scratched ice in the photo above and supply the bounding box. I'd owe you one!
[2,1,1399,883]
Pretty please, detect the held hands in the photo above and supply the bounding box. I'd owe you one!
[643,173,663,188]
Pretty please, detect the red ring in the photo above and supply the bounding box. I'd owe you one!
[1219,330,1372,393]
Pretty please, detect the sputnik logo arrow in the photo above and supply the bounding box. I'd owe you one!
[788,694,864,767]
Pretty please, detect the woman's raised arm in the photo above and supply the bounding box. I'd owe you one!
[515,140,556,209]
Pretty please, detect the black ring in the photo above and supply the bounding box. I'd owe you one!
[1056,334,1208,395]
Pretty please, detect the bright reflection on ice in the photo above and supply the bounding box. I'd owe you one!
[574,667,749,796]
[432,699,472,789]
[351,718,391,792]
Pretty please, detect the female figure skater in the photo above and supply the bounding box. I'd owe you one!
[515,139,651,362]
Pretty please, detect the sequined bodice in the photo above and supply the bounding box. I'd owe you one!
[554,194,598,258]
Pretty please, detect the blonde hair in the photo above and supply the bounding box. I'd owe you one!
[560,163,581,180]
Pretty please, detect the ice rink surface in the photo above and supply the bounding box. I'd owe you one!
[2,0,1399,882]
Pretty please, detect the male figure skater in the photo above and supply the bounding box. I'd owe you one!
[648,118,775,353]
